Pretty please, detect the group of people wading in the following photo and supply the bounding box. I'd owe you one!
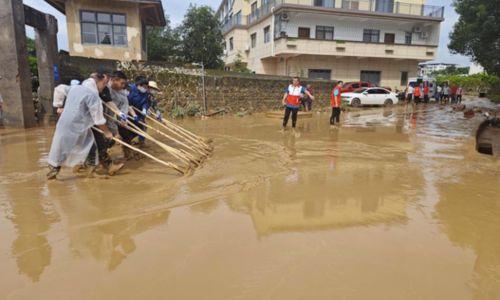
[282,77,344,129]
[47,71,162,180]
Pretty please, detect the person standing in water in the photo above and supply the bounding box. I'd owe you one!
[46,73,114,180]
[282,77,314,129]
[330,81,343,128]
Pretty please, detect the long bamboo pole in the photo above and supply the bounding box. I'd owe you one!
[104,113,199,167]
[102,103,202,164]
[139,107,212,151]
[135,117,209,157]
[92,127,186,175]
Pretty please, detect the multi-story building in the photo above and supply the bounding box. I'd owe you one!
[419,61,457,76]
[45,0,166,61]
[217,0,444,88]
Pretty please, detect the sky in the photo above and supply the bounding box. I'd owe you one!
[24,0,472,66]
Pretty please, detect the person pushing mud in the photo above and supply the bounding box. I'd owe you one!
[282,77,314,129]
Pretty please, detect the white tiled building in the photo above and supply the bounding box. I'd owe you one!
[217,0,445,89]
[419,61,457,76]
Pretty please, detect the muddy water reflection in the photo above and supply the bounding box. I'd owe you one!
[1,103,499,299]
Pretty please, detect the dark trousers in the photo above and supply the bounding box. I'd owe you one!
[302,99,312,111]
[118,119,145,144]
[330,107,341,125]
[283,107,299,128]
[424,95,429,103]
[457,95,462,104]
[87,128,112,167]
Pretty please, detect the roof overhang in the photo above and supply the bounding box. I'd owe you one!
[44,0,166,26]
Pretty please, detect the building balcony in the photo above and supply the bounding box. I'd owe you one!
[221,15,247,34]
[269,37,437,61]
[243,0,444,27]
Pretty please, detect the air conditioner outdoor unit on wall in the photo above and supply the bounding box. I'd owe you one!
[245,44,251,52]
[413,26,423,33]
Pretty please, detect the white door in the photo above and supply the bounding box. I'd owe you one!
[365,89,379,104]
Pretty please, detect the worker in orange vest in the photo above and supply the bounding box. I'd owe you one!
[423,84,430,103]
[282,77,314,129]
[330,81,343,128]
[413,84,422,104]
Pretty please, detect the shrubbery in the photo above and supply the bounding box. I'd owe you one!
[436,73,500,98]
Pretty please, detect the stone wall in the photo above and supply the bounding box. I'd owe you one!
[59,59,337,112]
[201,74,334,111]
[123,67,336,112]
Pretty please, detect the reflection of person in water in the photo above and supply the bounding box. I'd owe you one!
[8,184,59,282]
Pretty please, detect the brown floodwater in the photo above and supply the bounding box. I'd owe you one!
[1,101,499,299]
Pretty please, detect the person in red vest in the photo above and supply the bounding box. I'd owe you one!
[423,84,430,103]
[413,84,422,104]
[282,77,314,129]
[330,81,343,128]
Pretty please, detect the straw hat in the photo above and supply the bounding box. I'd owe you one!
[148,81,160,91]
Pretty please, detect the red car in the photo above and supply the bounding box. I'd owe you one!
[341,81,375,93]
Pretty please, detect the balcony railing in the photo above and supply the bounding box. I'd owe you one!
[221,14,246,34]
[222,0,443,33]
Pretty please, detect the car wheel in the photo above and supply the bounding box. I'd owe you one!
[384,99,393,107]
[351,98,361,107]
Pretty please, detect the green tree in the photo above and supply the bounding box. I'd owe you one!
[448,0,500,76]
[232,52,251,73]
[26,37,38,77]
[431,65,470,76]
[178,5,224,69]
[147,16,181,62]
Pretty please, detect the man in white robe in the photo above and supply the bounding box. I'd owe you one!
[47,75,113,179]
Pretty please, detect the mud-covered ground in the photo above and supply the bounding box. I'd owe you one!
[1,100,499,299]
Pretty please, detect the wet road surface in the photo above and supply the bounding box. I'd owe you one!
[1,102,499,299]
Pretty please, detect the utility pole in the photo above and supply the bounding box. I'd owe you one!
[201,61,207,115]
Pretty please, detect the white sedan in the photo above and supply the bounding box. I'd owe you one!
[342,88,399,107]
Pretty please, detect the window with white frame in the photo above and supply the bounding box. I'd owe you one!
[80,11,127,46]
[264,26,270,43]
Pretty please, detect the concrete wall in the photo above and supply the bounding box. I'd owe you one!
[65,0,144,61]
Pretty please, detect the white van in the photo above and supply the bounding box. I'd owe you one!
[408,76,437,99]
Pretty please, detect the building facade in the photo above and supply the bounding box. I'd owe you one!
[45,0,165,61]
[217,0,444,89]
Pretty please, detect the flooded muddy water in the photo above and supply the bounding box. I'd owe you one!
[1,102,499,299]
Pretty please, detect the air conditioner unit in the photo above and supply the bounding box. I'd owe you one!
[245,44,251,51]
[281,13,289,21]
[413,26,423,33]
[421,31,430,39]
[223,49,228,55]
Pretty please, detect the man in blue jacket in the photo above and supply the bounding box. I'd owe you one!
[126,76,150,146]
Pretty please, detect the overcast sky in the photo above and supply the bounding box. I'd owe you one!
[24,0,471,66]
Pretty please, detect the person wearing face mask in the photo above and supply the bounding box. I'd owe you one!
[127,76,150,146]
[46,72,114,180]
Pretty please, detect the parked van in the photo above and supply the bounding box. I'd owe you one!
[408,76,436,99]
